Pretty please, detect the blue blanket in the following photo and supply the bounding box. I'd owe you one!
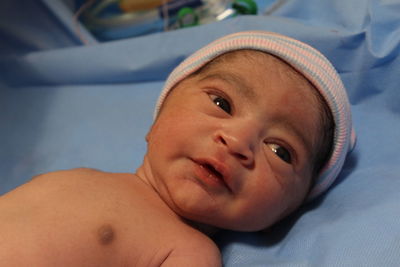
[1,0,400,265]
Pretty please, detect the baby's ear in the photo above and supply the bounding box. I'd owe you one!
[146,115,161,143]
[145,130,151,142]
[145,124,155,143]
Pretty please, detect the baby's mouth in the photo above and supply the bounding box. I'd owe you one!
[199,162,232,192]
[191,158,233,193]
[202,163,223,180]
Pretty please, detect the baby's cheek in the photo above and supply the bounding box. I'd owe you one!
[261,152,295,188]
[276,171,311,210]
[236,188,287,231]
[260,158,309,209]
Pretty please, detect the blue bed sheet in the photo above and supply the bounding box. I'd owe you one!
[1,0,400,266]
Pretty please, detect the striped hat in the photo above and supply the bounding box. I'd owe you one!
[154,31,356,200]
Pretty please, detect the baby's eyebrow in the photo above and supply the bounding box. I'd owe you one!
[199,72,258,101]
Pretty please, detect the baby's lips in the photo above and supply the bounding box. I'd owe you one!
[193,157,234,194]
[212,161,234,193]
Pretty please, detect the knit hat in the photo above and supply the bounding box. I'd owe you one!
[154,31,356,200]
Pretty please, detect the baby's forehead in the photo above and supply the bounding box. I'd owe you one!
[189,48,322,116]
[190,50,319,108]
[196,50,315,88]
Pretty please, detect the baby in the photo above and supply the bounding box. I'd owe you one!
[0,31,355,266]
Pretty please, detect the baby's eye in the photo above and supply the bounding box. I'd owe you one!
[268,143,292,164]
[210,95,232,114]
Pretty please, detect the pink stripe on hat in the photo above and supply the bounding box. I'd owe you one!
[154,31,356,200]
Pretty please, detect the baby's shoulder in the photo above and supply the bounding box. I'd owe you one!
[2,167,147,233]
[24,167,137,199]
[29,167,125,187]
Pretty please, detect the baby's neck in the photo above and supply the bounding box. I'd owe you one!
[134,157,154,188]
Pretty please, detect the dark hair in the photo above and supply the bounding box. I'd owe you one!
[308,84,334,179]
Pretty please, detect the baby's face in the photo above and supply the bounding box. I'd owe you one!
[145,51,322,231]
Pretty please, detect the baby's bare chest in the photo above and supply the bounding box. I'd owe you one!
[82,177,200,266]
[34,212,190,266]
[5,170,200,266]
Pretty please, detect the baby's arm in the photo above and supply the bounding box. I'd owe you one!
[161,238,222,267]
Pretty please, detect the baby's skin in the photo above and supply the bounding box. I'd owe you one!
[0,168,220,266]
[0,50,323,266]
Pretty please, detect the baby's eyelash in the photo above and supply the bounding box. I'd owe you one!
[208,93,232,114]
[267,143,293,164]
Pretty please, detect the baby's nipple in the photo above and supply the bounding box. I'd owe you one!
[97,224,115,246]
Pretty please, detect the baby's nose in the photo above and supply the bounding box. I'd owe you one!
[214,123,258,166]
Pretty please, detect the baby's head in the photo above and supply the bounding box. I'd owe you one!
[144,31,355,231]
